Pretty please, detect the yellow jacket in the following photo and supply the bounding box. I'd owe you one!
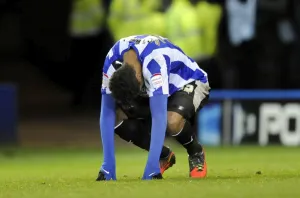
[196,1,222,56]
[70,0,105,37]
[166,0,203,60]
[108,0,166,41]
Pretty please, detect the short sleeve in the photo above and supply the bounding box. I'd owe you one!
[143,54,169,97]
[101,60,122,94]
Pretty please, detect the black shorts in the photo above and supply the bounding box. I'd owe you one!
[117,80,210,123]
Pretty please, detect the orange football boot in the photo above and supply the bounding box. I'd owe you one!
[159,151,176,174]
[189,151,207,178]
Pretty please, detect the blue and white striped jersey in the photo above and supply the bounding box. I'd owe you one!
[101,35,208,97]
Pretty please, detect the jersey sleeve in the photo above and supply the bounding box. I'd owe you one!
[102,39,134,94]
[143,54,169,97]
[101,55,122,95]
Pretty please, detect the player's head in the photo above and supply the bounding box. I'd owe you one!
[109,63,141,103]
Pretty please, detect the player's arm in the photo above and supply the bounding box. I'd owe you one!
[142,55,169,180]
[142,94,168,179]
[99,59,117,180]
[99,94,116,180]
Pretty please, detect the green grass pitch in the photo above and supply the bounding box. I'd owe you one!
[1,144,300,198]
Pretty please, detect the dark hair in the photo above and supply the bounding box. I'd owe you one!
[109,63,140,103]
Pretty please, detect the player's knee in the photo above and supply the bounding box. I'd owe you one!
[115,108,127,127]
[167,111,185,135]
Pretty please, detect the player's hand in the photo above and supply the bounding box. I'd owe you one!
[142,172,163,180]
[96,165,116,181]
[142,163,162,180]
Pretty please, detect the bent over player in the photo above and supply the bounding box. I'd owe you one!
[97,35,210,180]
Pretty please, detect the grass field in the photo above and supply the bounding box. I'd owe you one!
[1,144,300,198]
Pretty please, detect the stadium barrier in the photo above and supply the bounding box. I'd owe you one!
[198,90,300,146]
[0,84,17,144]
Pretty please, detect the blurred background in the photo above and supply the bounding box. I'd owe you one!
[1,0,300,148]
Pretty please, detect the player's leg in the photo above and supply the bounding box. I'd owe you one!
[114,115,175,174]
[114,108,170,158]
[114,98,176,172]
[167,81,210,178]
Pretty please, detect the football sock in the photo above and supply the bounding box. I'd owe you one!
[172,120,203,155]
[115,119,170,158]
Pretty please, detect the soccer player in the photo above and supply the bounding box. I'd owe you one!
[97,35,210,180]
